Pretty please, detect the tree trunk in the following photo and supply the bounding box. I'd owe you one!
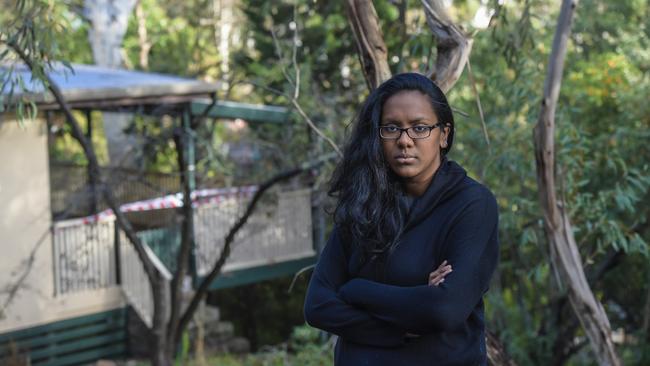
[166,122,196,353]
[85,0,136,67]
[151,275,172,366]
[135,0,152,69]
[420,0,473,93]
[487,330,517,366]
[532,0,620,364]
[343,0,391,90]
[85,0,141,169]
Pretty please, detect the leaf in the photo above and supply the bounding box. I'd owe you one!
[61,60,73,74]
[628,233,648,256]
[16,100,24,125]
[27,100,37,120]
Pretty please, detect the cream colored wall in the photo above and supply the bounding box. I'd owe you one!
[0,117,125,333]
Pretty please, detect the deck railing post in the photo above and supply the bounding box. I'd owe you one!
[85,109,99,215]
[114,219,122,285]
[182,106,199,286]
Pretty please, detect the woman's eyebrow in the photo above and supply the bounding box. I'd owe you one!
[381,117,432,125]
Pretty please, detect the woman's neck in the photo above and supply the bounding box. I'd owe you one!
[402,175,434,197]
[402,157,444,197]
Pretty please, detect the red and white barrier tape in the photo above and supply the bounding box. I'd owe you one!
[53,185,258,229]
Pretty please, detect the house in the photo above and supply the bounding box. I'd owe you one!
[0,64,316,365]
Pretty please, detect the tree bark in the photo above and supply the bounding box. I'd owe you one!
[420,0,473,93]
[344,0,391,90]
[166,126,195,352]
[532,0,620,364]
[85,0,141,169]
[135,0,151,69]
[151,276,172,366]
[85,0,136,68]
[487,330,517,366]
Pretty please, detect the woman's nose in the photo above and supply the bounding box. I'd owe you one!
[396,130,414,147]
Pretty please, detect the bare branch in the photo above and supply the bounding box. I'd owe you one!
[0,230,49,318]
[421,0,473,93]
[135,0,152,69]
[291,4,300,100]
[344,0,391,89]
[290,98,342,157]
[270,24,296,90]
[166,124,196,344]
[466,58,489,146]
[266,11,342,156]
[236,80,343,158]
[532,0,620,364]
[287,264,315,294]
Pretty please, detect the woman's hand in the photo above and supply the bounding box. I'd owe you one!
[428,260,452,286]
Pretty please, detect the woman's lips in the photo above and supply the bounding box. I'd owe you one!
[395,155,416,164]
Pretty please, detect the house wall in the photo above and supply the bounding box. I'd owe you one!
[0,117,124,333]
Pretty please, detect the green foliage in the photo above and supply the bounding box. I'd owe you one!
[4,0,650,364]
[203,325,332,366]
[0,0,74,120]
[137,324,332,366]
[175,330,191,365]
[447,0,650,364]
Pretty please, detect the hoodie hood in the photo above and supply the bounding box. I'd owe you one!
[350,157,468,279]
[401,156,468,232]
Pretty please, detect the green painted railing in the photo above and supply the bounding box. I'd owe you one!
[205,255,317,290]
[190,100,288,124]
[0,308,127,366]
[138,225,181,273]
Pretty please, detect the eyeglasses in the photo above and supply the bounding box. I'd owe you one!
[378,123,444,140]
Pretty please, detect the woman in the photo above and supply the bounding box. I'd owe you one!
[304,73,499,365]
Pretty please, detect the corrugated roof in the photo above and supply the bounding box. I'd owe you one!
[2,63,220,109]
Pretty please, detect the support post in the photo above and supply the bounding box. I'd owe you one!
[182,106,199,286]
[115,219,122,285]
[86,110,99,214]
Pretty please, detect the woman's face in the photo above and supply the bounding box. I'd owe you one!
[380,90,449,189]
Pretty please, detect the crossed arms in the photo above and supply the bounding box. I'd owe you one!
[303,194,498,346]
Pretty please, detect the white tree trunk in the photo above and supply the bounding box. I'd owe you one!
[85,0,136,68]
[85,0,141,168]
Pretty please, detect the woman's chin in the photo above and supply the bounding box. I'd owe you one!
[390,165,420,179]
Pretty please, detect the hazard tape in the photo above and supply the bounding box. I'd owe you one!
[53,185,259,229]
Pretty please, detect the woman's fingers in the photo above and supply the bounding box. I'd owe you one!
[428,261,452,286]
[429,273,449,286]
[428,261,448,277]
[428,264,452,279]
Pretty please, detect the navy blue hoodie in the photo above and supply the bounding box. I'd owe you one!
[304,159,499,365]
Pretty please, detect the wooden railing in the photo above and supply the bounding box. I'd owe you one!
[118,231,172,328]
[194,188,315,275]
[51,188,314,326]
[52,219,118,295]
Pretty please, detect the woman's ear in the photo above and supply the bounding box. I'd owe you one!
[440,125,451,148]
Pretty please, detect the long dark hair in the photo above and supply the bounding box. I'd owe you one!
[329,73,455,257]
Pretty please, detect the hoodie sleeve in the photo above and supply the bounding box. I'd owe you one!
[337,190,499,333]
[303,228,407,347]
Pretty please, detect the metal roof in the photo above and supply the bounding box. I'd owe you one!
[2,63,220,110]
